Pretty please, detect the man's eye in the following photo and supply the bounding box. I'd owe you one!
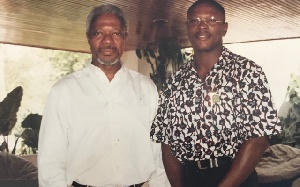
[208,19,217,23]
[94,32,102,36]
[113,32,122,37]
[190,20,198,24]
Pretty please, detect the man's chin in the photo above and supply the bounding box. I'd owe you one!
[193,44,217,53]
[97,57,120,65]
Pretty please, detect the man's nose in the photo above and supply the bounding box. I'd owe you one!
[101,34,114,44]
[198,20,209,28]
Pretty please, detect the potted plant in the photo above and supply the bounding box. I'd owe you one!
[21,113,42,154]
[279,73,300,148]
[136,37,191,90]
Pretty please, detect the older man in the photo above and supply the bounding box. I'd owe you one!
[38,4,169,187]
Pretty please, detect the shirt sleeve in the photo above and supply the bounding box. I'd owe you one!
[237,65,282,141]
[148,167,171,187]
[150,83,172,145]
[38,83,69,187]
[148,81,171,187]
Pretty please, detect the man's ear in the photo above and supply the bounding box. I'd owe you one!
[222,22,228,36]
[87,34,92,45]
[124,32,128,40]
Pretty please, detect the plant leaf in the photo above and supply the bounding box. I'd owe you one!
[135,49,142,59]
[0,141,8,152]
[21,113,42,130]
[148,49,156,59]
[21,128,38,149]
[0,86,23,136]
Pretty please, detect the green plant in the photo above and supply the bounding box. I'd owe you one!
[0,86,23,153]
[136,37,190,90]
[21,113,42,154]
[279,73,300,147]
[50,50,90,81]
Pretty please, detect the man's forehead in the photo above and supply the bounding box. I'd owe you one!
[188,5,224,18]
[94,15,123,28]
[96,14,120,22]
[189,3,223,14]
[94,26,123,32]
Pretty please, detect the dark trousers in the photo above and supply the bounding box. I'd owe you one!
[183,161,259,187]
[72,181,144,187]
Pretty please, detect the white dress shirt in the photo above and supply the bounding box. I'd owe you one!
[38,63,169,187]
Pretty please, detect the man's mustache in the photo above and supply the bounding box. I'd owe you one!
[98,46,118,53]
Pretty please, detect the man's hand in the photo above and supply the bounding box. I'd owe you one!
[218,136,269,187]
[161,143,184,187]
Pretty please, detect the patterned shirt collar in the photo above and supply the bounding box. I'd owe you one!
[183,47,232,82]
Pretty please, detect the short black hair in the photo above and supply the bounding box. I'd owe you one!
[86,4,128,39]
[187,0,225,18]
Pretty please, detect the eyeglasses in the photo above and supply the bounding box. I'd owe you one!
[92,30,127,39]
[89,30,127,39]
[186,18,225,26]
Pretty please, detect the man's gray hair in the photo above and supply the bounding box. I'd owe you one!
[86,4,128,38]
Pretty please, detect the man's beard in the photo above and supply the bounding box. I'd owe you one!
[97,57,120,65]
[96,46,121,66]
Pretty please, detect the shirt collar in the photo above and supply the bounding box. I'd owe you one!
[87,62,126,83]
[184,47,233,81]
[188,47,233,70]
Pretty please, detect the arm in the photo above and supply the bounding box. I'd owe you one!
[218,136,269,187]
[219,66,280,187]
[148,141,171,187]
[148,82,172,187]
[162,143,184,187]
[38,87,68,187]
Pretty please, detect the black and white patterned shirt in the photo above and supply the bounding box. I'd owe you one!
[150,47,282,162]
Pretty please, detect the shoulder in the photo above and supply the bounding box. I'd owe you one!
[224,48,264,74]
[124,67,157,91]
[126,68,155,84]
[163,61,192,88]
[51,66,89,92]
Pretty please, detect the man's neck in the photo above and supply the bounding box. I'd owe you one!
[193,47,223,80]
[92,61,122,82]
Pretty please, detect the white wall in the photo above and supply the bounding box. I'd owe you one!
[0,45,139,153]
[137,38,300,117]
[1,39,299,116]
[138,55,153,79]
[0,45,5,101]
[121,50,139,71]
[225,38,300,116]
